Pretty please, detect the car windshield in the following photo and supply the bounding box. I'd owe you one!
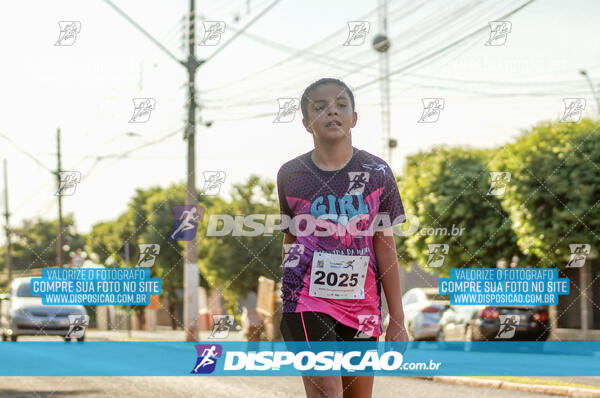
[15,282,35,297]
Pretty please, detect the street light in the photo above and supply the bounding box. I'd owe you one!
[579,69,600,113]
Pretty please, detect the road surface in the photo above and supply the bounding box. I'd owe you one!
[0,376,555,397]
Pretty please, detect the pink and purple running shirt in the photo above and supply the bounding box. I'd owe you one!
[277,147,405,337]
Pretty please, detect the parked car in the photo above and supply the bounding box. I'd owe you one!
[437,304,550,341]
[384,288,449,341]
[0,277,88,341]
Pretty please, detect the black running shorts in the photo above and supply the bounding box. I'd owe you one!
[280,311,378,342]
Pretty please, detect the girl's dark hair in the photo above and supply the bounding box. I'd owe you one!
[300,78,355,120]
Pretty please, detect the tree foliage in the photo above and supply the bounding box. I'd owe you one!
[197,175,282,311]
[397,146,522,276]
[491,118,600,266]
[0,214,85,271]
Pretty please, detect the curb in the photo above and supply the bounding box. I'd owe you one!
[422,376,600,397]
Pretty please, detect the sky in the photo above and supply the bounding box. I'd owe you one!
[1,0,599,240]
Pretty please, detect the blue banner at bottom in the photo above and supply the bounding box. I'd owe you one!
[0,341,599,376]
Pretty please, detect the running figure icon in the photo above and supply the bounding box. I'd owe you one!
[191,344,222,374]
[169,205,204,241]
[194,346,217,371]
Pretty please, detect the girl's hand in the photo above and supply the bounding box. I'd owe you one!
[385,318,408,342]
[384,317,408,354]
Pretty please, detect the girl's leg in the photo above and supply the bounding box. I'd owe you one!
[333,320,377,397]
[341,375,374,398]
[302,375,343,398]
[281,312,344,397]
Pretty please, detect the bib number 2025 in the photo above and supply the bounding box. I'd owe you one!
[313,271,359,287]
[309,252,369,300]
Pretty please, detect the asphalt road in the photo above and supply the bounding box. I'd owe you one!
[0,376,555,398]
[7,331,598,395]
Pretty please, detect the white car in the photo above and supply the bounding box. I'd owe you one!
[0,277,88,341]
[384,288,449,341]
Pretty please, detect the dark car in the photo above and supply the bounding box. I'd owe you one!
[438,304,550,341]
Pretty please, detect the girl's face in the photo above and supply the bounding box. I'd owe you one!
[302,83,357,141]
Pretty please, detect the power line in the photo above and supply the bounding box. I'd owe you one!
[227,0,479,98]
[103,0,184,66]
[205,1,541,122]
[82,126,185,180]
[197,0,396,94]
[199,0,492,106]
[203,1,525,110]
[0,132,53,173]
[404,73,590,88]
[355,0,538,91]
[201,0,282,64]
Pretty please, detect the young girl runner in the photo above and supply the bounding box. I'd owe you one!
[277,78,408,398]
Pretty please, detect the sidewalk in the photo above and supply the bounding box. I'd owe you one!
[428,376,600,397]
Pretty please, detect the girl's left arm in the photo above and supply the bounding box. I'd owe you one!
[374,227,408,341]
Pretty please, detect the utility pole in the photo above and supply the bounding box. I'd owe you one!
[56,128,64,268]
[184,0,201,342]
[377,0,392,165]
[103,0,278,342]
[3,159,12,287]
[124,241,132,338]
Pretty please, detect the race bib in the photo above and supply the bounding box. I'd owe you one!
[309,252,369,299]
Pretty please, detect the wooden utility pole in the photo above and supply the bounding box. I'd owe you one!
[124,241,132,338]
[184,0,200,342]
[3,159,12,286]
[102,0,279,342]
[56,128,64,268]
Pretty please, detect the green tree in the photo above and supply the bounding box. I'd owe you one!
[86,213,134,265]
[491,118,600,266]
[86,184,210,329]
[197,176,282,313]
[0,214,85,271]
[397,146,522,276]
[140,184,210,328]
